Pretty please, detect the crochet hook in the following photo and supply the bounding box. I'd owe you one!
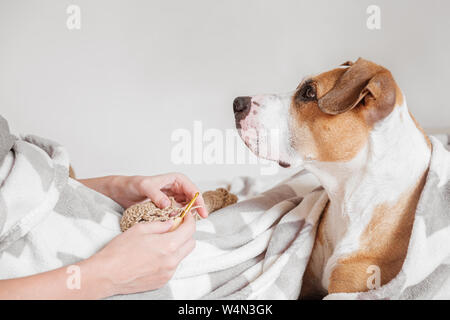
[180,192,199,219]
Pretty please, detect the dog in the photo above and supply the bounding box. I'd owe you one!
[233,58,431,299]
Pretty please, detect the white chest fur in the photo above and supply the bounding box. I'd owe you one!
[304,101,431,292]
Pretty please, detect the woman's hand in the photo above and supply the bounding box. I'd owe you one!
[78,172,208,218]
[88,212,197,296]
[0,212,197,299]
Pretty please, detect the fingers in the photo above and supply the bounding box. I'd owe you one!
[140,179,171,209]
[138,173,208,218]
[163,212,196,248]
[131,220,173,234]
[173,173,209,218]
[193,194,208,218]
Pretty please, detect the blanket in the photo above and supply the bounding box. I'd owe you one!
[0,115,449,299]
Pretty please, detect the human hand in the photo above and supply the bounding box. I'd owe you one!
[114,173,208,218]
[80,172,208,218]
[88,212,196,296]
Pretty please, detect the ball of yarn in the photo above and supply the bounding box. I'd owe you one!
[120,188,237,232]
[202,188,238,212]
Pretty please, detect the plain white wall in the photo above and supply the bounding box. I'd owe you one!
[0,0,449,181]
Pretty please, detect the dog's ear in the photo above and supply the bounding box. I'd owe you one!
[340,60,354,67]
[318,58,396,116]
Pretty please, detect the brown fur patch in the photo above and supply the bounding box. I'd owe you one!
[327,170,428,294]
[395,85,404,107]
[69,165,76,179]
[409,111,432,150]
[290,60,401,162]
[300,201,330,299]
[291,100,371,162]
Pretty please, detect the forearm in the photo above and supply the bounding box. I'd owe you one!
[77,176,116,198]
[77,175,143,208]
[77,175,130,200]
[0,257,113,300]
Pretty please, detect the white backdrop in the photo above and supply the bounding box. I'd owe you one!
[0,0,449,181]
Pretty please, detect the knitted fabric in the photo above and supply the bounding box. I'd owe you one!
[120,188,237,232]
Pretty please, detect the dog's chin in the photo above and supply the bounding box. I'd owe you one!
[245,141,293,168]
[278,161,291,168]
[237,129,294,169]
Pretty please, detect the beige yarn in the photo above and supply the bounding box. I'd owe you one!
[120,188,238,232]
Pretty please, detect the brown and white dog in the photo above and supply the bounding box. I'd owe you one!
[233,58,432,299]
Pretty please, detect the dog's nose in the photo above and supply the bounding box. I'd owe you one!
[233,96,251,114]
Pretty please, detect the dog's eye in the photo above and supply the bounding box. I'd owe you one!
[305,86,316,99]
[296,82,317,102]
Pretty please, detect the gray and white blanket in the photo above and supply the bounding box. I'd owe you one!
[0,115,449,299]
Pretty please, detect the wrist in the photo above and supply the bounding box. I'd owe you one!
[77,176,121,201]
[105,175,122,199]
[104,175,134,203]
[79,255,116,299]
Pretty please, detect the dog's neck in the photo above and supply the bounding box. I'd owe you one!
[303,101,431,244]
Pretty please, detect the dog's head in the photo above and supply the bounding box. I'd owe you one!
[233,58,402,167]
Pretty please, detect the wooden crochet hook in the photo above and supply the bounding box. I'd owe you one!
[170,192,199,231]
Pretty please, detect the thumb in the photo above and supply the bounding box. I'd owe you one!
[145,189,171,209]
